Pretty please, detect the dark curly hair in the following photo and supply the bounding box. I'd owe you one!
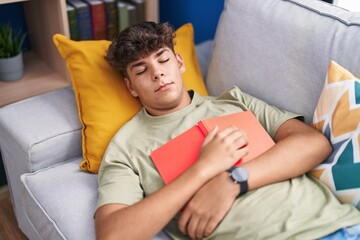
[105,22,176,78]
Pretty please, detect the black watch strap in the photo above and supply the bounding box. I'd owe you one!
[238,179,248,196]
[228,166,249,197]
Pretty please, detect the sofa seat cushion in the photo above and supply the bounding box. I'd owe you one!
[20,158,170,240]
[21,157,98,239]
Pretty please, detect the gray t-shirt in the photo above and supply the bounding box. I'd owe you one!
[97,87,360,239]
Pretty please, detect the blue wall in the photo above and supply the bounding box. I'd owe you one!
[160,0,224,44]
[0,2,30,51]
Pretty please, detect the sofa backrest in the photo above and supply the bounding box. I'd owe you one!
[206,0,360,123]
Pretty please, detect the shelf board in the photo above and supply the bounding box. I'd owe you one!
[0,0,28,4]
[0,51,70,107]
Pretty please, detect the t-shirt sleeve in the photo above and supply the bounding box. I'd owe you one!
[96,141,144,212]
[225,87,303,138]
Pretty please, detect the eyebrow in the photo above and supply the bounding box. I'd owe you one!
[155,48,168,57]
[129,48,169,71]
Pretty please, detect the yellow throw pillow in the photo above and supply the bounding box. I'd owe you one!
[53,23,208,173]
[174,24,207,95]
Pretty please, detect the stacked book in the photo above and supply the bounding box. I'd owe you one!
[66,0,146,41]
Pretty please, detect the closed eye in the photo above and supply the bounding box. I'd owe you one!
[136,68,147,75]
[159,58,170,63]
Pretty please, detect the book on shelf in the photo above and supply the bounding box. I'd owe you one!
[67,0,93,40]
[127,3,137,27]
[66,0,150,40]
[150,111,275,184]
[123,0,145,23]
[117,0,130,32]
[66,3,80,40]
[101,0,119,40]
[82,0,107,40]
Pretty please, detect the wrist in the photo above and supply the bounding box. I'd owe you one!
[222,171,241,198]
[190,160,214,184]
[227,166,249,197]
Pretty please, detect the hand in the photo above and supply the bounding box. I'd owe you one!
[178,172,239,239]
[196,126,249,177]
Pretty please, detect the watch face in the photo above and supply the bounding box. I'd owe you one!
[232,167,249,182]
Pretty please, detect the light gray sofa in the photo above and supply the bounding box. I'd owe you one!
[1,0,360,239]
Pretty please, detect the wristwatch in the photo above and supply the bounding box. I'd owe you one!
[228,166,249,197]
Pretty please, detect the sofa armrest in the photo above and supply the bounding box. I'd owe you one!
[0,86,82,227]
[0,86,82,174]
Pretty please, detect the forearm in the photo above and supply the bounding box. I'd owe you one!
[96,163,209,239]
[243,119,332,191]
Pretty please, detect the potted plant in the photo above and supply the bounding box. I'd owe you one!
[0,24,27,82]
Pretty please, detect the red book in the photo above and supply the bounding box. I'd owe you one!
[150,111,275,184]
[83,0,107,40]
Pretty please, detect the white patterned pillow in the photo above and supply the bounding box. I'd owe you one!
[310,61,360,210]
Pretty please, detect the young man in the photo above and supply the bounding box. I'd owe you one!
[95,22,360,240]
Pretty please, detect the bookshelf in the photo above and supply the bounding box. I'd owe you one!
[0,0,159,107]
[0,0,28,4]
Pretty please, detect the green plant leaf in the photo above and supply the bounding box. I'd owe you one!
[0,23,27,58]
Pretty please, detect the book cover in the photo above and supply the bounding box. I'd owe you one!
[123,0,145,23]
[67,0,93,40]
[117,1,129,32]
[101,0,118,40]
[150,111,275,184]
[66,3,80,40]
[82,0,107,40]
[127,3,137,27]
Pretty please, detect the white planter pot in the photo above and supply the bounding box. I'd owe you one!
[0,53,24,82]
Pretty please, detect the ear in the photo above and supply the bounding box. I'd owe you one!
[175,53,186,74]
[124,78,139,97]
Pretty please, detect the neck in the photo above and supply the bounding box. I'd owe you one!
[146,89,192,116]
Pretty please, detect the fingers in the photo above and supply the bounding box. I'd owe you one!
[198,126,249,174]
[187,217,200,240]
[195,218,209,239]
[212,126,249,161]
[178,209,190,235]
[195,218,219,239]
[178,204,202,239]
[217,126,248,150]
[178,212,215,240]
[202,125,219,146]
[204,125,248,149]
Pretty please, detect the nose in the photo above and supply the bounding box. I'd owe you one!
[151,64,165,81]
[153,72,164,81]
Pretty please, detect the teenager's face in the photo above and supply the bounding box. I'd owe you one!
[124,47,190,116]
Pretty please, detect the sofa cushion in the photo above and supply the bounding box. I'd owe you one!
[53,23,207,173]
[21,158,98,239]
[206,0,360,123]
[20,157,171,239]
[310,61,360,210]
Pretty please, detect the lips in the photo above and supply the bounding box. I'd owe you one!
[155,82,174,92]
